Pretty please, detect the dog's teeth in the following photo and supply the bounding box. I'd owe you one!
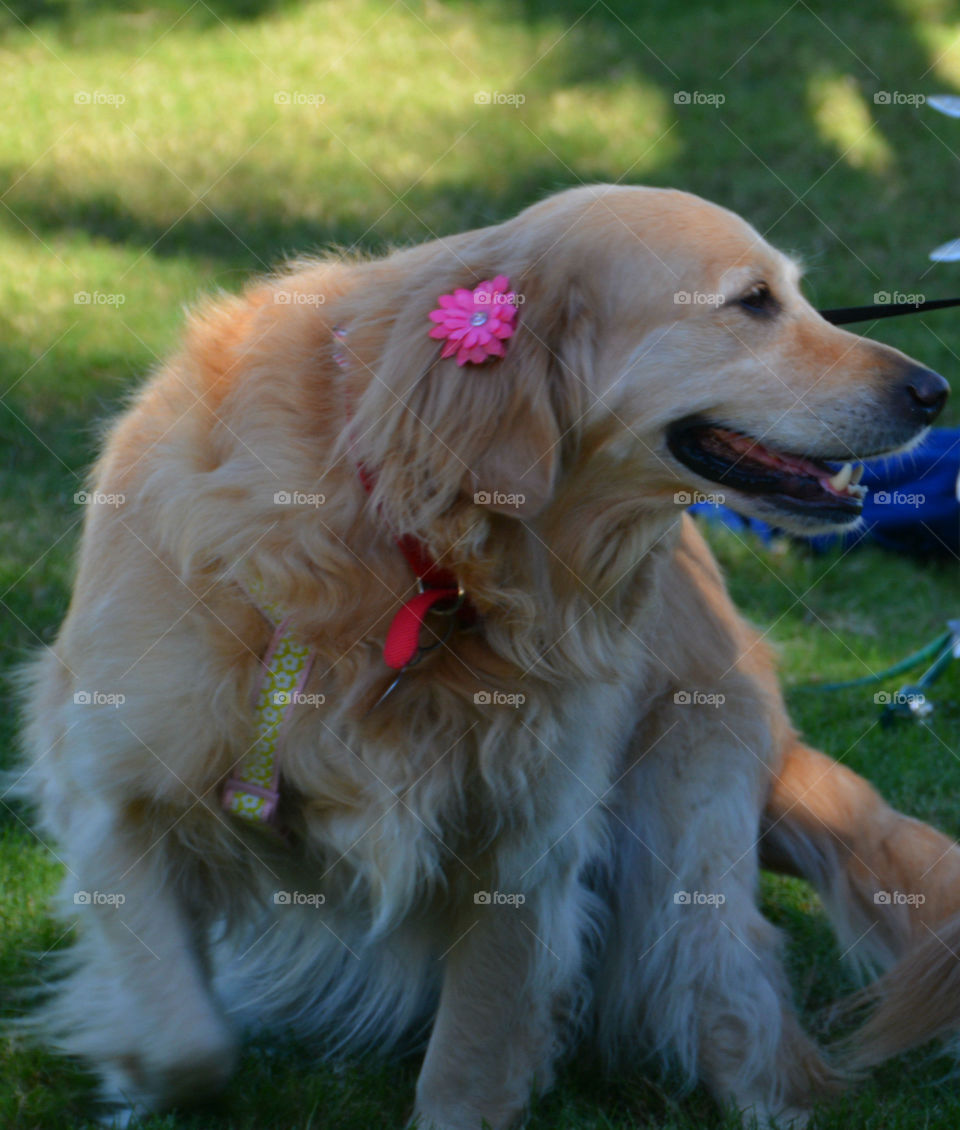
[828,463,853,491]
[850,463,864,484]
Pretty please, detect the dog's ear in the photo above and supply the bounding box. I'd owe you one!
[460,277,593,517]
[344,264,593,532]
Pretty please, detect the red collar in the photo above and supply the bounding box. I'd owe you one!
[337,327,474,670]
[354,462,473,670]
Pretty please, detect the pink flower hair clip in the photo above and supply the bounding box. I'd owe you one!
[427,275,518,366]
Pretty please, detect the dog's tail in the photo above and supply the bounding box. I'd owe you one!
[760,739,960,1067]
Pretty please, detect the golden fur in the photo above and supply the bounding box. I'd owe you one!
[16,184,960,1127]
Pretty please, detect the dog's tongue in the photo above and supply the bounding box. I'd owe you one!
[705,428,825,478]
[704,428,864,499]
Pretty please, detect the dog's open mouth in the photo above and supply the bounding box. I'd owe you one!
[667,420,867,522]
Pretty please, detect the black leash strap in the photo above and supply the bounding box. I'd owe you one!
[820,296,960,325]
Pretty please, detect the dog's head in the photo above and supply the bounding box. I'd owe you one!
[344,185,948,538]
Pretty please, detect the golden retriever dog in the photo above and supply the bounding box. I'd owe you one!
[17,184,959,1128]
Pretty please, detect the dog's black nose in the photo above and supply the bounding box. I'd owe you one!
[900,366,949,424]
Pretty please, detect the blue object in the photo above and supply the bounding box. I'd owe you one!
[689,428,960,556]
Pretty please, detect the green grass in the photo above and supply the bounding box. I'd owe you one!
[2,0,960,1126]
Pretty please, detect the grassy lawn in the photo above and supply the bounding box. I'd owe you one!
[2,0,960,1126]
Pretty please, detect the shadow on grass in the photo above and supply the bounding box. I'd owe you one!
[0,0,955,268]
[0,0,304,31]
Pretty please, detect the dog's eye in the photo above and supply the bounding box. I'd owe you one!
[738,282,777,315]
